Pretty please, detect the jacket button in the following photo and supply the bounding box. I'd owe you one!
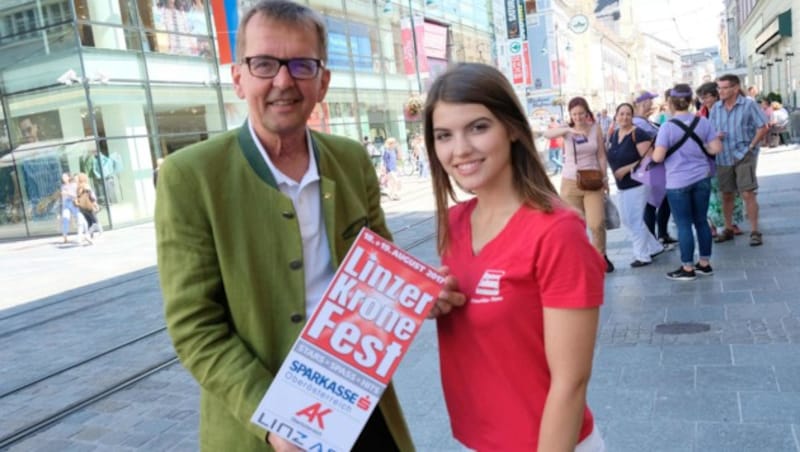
[282,211,295,219]
[290,313,304,323]
[289,260,303,270]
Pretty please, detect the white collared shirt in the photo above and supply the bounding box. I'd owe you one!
[249,121,334,318]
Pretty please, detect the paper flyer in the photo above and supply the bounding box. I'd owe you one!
[251,228,444,451]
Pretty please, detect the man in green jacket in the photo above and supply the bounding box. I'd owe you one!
[155,1,463,451]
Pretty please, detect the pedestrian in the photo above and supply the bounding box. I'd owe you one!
[709,74,769,246]
[606,103,665,267]
[382,137,402,200]
[56,173,91,245]
[76,172,102,238]
[596,109,612,140]
[695,82,745,238]
[652,83,722,280]
[546,116,563,174]
[769,101,790,146]
[154,2,464,451]
[424,62,606,451]
[633,90,678,249]
[543,97,613,272]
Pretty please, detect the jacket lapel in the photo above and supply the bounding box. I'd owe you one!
[237,123,278,189]
[312,133,339,267]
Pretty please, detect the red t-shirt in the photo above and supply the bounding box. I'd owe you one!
[437,198,604,451]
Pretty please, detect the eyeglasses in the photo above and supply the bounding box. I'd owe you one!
[242,56,323,80]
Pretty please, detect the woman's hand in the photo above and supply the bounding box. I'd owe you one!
[427,265,466,319]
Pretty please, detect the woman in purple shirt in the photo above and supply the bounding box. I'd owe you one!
[652,84,722,281]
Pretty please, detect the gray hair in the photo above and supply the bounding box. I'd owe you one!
[236,0,328,64]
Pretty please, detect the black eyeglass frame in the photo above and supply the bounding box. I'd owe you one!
[242,56,325,80]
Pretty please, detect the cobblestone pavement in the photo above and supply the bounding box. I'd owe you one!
[2,146,800,451]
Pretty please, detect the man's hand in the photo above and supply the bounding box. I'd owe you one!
[427,265,467,319]
[267,432,303,452]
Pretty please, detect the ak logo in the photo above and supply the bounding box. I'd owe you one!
[296,402,332,429]
[474,269,505,298]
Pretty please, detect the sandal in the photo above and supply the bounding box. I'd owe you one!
[732,224,744,235]
[749,231,763,247]
[714,228,735,243]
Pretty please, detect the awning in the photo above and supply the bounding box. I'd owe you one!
[755,10,792,54]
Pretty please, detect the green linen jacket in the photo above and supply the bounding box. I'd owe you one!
[155,125,414,451]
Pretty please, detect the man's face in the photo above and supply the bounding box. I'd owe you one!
[231,15,330,142]
[717,81,737,102]
[19,119,38,143]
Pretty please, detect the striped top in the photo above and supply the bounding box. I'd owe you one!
[709,95,767,166]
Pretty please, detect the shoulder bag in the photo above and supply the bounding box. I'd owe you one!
[573,129,604,191]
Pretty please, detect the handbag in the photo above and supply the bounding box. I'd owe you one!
[604,195,620,230]
[75,189,98,212]
[572,133,604,191]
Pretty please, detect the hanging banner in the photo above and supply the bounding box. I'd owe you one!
[251,229,444,451]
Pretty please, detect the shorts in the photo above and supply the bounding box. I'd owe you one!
[717,151,758,193]
[575,424,606,452]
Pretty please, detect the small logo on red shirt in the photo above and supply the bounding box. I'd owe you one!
[473,269,505,303]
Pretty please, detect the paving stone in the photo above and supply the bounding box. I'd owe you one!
[696,365,778,391]
[695,291,754,305]
[665,305,725,322]
[732,344,800,366]
[587,388,654,421]
[600,419,694,452]
[775,366,800,392]
[661,344,732,366]
[594,345,662,368]
[723,277,780,292]
[740,392,800,423]
[726,302,791,320]
[695,422,798,452]
[653,390,739,422]
[618,365,694,391]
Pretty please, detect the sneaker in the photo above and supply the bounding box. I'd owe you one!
[749,231,763,247]
[659,236,678,250]
[604,254,615,273]
[650,246,667,259]
[630,260,652,268]
[666,267,697,281]
[714,228,735,243]
[694,262,713,276]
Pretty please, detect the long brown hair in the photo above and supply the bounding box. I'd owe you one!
[424,63,558,255]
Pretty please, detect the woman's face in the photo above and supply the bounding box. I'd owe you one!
[569,105,589,126]
[431,101,514,195]
[700,93,717,109]
[615,106,633,127]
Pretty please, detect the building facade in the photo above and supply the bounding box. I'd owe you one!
[0,0,493,240]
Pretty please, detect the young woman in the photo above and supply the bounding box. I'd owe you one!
[633,91,678,249]
[381,137,401,200]
[652,84,722,280]
[425,63,605,451]
[76,172,102,237]
[58,173,91,245]
[606,103,665,267]
[542,96,613,272]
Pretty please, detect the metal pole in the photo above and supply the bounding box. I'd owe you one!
[407,0,424,93]
[554,24,563,119]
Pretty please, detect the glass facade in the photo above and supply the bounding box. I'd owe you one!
[0,0,494,239]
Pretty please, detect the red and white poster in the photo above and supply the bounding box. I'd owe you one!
[251,229,444,451]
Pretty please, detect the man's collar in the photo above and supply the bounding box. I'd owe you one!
[247,119,319,187]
